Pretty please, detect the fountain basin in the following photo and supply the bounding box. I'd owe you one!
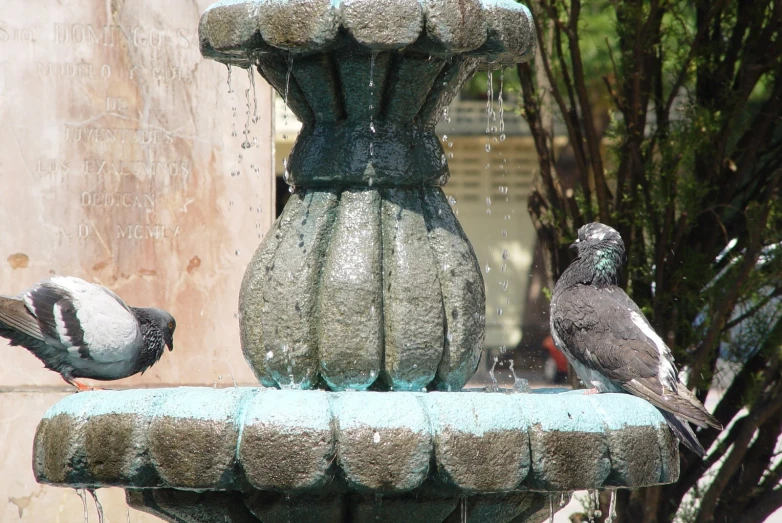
[34,388,678,522]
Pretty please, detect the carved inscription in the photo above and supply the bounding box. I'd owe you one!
[0,15,205,247]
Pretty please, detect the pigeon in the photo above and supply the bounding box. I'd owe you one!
[0,276,175,391]
[550,222,722,456]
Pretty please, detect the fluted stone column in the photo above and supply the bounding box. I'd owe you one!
[199,0,535,391]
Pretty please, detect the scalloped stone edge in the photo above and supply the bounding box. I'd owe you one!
[34,388,679,493]
[199,0,536,66]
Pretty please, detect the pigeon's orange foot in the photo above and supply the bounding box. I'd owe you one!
[583,387,600,395]
[68,379,101,392]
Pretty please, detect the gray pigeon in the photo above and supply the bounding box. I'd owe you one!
[0,276,175,390]
[550,222,722,456]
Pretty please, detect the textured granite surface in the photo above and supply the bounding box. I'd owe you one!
[201,0,536,392]
[35,388,679,494]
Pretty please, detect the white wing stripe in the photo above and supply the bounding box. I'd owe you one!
[53,302,73,346]
[630,311,676,387]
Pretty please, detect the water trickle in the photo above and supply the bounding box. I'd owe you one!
[241,87,252,149]
[498,67,505,136]
[282,53,294,139]
[485,65,493,134]
[605,489,617,523]
[369,51,378,159]
[509,360,530,392]
[587,489,598,522]
[226,63,234,94]
[488,356,499,391]
[374,493,383,521]
[126,505,131,523]
[460,494,468,523]
[88,489,104,523]
[76,488,88,523]
[559,492,567,507]
[548,494,554,523]
[249,65,259,124]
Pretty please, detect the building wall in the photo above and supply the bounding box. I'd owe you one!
[0,2,275,520]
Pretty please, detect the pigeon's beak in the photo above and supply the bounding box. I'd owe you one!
[165,337,174,352]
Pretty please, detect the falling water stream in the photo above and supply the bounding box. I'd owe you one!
[283,54,295,192]
[76,488,88,522]
[88,489,105,523]
[369,51,378,169]
[241,67,254,149]
[548,494,554,523]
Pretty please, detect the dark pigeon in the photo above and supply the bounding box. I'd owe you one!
[550,222,722,456]
[0,276,175,391]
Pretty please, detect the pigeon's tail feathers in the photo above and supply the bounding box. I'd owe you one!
[660,409,707,457]
[0,295,45,343]
[676,385,723,430]
[624,378,722,430]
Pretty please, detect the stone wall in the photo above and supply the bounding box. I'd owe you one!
[0,1,275,520]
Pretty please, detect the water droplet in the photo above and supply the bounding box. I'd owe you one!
[497,307,503,316]
[501,229,508,237]
[266,351,274,359]
[448,196,457,205]
[499,133,506,141]
[486,197,492,206]
[373,431,381,443]
[502,249,509,260]
[235,249,240,256]
[485,264,491,273]
[485,143,491,152]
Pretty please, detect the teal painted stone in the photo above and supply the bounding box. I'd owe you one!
[34,388,678,493]
[35,388,679,521]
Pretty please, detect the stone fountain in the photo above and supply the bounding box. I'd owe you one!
[32,1,680,522]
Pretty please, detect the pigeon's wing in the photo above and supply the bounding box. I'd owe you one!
[552,284,720,429]
[25,276,141,364]
[551,284,671,384]
[0,295,46,342]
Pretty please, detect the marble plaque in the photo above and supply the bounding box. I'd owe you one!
[0,0,275,388]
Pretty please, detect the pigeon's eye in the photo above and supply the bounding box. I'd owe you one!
[167,322,174,330]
